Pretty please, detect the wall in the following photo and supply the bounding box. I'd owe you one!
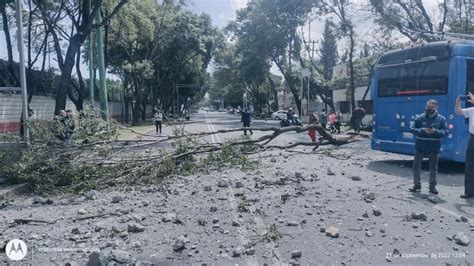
[0,94,152,133]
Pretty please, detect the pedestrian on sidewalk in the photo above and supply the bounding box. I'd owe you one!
[307,111,319,143]
[319,109,327,130]
[455,92,474,198]
[409,99,448,195]
[241,108,253,135]
[153,109,163,134]
[20,108,37,139]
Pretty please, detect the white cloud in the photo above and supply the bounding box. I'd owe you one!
[230,0,248,11]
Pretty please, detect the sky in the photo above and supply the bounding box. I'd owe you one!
[185,0,249,28]
[0,0,442,78]
[0,0,251,78]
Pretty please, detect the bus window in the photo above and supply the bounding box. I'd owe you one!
[378,58,449,97]
[416,59,449,94]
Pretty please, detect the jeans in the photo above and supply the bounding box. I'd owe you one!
[465,135,474,195]
[413,151,439,188]
[155,121,162,133]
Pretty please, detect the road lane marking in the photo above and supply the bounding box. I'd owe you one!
[205,113,286,266]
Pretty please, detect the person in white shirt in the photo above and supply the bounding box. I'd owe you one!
[455,92,474,198]
[153,109,163,134]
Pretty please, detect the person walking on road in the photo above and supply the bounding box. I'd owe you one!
[409,99,448,195]
[307,111,319,143]
[352,105,366,133]
[455,92,474,198]
[319,109,327,130]
[241,108,253,135]
[153,109,163,134]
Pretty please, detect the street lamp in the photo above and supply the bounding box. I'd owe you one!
[15,0,29,144]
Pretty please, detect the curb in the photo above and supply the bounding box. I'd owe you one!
[0,183,30,201]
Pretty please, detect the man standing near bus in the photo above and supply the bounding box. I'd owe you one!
[455,92,474,198]
[409,99,448,195]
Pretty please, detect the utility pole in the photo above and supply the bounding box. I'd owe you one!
[15,0,29,144]
[121,69,126,123]
[177,86,180,116]
[95,7,108,120]
[88,0,94,108]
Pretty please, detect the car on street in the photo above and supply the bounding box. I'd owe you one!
[271,110,288,120]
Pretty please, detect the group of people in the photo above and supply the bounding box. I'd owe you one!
[240,106,367,142]
[306,109,342,143]
[318,109,343,134]
[410,94,474,198]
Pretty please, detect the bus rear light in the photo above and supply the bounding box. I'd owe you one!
[448,124,454,129]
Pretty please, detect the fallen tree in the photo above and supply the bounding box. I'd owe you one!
[1,117,366,194]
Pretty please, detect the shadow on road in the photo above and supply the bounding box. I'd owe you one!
[367,159,465,187]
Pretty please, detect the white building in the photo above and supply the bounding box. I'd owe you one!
[330,63,373,124]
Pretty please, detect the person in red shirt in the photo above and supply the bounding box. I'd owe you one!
[328,110,337,133]
[308,111,319,143]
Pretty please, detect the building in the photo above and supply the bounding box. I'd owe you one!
[277,85,324,116]
[330,62,373,124]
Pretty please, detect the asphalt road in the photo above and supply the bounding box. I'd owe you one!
[1,111,472,265]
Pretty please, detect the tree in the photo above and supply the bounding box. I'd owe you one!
[445,0,474,34]
[210,43,244,109]
[0,0,16,85]
[107,0,218,123]
[369,0,446,42]
[229,0,315,116]
[38,0,127,114]
[319,19,338,81]
[318,0,357,110]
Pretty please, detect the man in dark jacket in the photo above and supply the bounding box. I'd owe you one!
[287,108,295,125]
[241,108,253,135]
[409,99,448,194]
[352,105,366,133]
[319,109,327,130]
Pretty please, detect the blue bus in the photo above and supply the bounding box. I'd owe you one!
[371,40,474,162]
